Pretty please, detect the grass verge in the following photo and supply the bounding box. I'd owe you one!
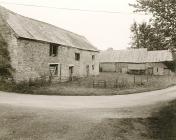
[1,73,176,96]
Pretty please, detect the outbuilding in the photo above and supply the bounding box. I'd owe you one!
[99,48,174,75]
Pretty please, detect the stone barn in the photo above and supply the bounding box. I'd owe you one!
[99,48,174,76]
[99,49,147,74]
[0,6,99,82]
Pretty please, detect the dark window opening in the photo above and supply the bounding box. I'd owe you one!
[69,66,74,81]
[92,55,95,60]
[49,64,58,76]
[157,67,159,72]
[50,44,58,57]
[75,53,80,61]
[92,65,95,70]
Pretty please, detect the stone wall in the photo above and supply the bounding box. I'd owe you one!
[15,39,99,81]
[0,11,99,82]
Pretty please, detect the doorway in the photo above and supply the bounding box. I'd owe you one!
[69,66,74,81]
[86,65,89,77]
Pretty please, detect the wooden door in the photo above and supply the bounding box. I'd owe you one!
[69,66,74,81]
[86,65,89,76]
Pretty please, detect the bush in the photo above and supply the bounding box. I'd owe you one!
[0,76,51,94]
[0,34,14,79]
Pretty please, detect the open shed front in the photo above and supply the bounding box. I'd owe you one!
[127,63,146,75]
[100,62,173,76]
[100,63,116,72]
[146,63,172,76]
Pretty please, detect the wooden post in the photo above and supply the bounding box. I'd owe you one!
[115,79,118,88]
[104,80,106,88]
[60,64,62,81]
[134,75,136,84]
[147,73,149,83]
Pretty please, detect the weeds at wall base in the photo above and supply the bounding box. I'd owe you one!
[0,73,176,96]
[0,77,52,94]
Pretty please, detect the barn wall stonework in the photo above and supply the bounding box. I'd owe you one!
[15,39,99,81]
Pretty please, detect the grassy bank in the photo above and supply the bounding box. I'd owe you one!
[31,73,176,96]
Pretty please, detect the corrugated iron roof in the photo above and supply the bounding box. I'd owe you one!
[0,5,98,52]
[99,49,173,63]
[99,48,148,63]
[147,50,173,62]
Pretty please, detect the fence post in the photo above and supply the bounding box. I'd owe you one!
[115,79,118,88]
[104,80,106,88]
[147,74,149,83]
[133,75,136,84]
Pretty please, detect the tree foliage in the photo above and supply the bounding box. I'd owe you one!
[130,0,176,50]
[130,21,167,50]
[0,34,13,77]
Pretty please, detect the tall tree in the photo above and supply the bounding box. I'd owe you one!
[130,21,167,50]
[131,0,176,49]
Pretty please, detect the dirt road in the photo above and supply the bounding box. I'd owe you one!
[0,86,176,109]
[0,87,176,140]
[0,86,176,119]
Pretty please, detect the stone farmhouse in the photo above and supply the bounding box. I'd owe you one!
[99,48,175,76]
[0,6,99,82]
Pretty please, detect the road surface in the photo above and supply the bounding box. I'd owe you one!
[1,86,176,140]
[0,86,176,118]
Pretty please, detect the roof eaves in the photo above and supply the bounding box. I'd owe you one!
[18,37,99,52]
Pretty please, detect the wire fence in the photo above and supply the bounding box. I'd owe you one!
[1,73,176,89]
[72,74,176,89]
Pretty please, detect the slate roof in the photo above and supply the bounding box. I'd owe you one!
[99,49,173,63]
[99,48,148,63]
[147,50,173,62]
[0,5,98,51]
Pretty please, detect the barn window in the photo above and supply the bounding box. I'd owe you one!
[50,44,58,57]
[75,53,80,61]
[92,55,95,61]
[92,65,95,70]
[49,64,58,76]
[157,67,159,72]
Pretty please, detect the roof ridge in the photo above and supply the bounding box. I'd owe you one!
[0,5,98,51]
[0,5,85,39]
[99,49,173,63]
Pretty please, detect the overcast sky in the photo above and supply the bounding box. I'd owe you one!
[0,0,150,50]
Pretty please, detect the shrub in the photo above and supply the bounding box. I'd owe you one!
[0,75,51,94]
[0,34,14,79]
